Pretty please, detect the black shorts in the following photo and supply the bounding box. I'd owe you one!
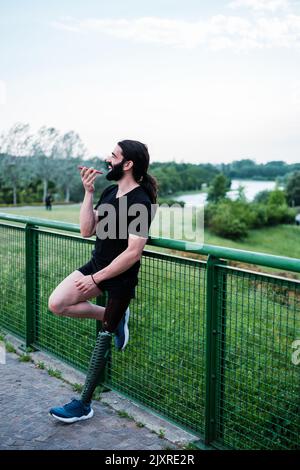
[77,258,138,299]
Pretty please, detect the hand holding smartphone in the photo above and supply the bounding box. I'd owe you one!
[78,165,103,174]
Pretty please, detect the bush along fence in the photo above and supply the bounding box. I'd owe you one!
[0,213,299,450]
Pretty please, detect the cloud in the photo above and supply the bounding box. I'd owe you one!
[228,0,291,12]
[52,13,300,51]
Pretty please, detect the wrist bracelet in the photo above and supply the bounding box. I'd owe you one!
[90,274,98,287]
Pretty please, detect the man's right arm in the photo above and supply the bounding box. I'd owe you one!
[80,192,98,237]
[79,167,101,238]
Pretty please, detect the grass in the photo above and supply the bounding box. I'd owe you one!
[0,205,299,450]
[47,368,63,379]
[72,383,84,393]
[18,354,32,362]
[5,342,16,353]
[136,421,145,428]
[117,410,133,419]
[36,361,45,370]
[204,225,300,260]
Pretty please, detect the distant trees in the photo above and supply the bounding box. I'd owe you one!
[286,171,300,207]
[151,162,218,196]
[0,122,299,213]
[207,174,231,203]
[32,126,61,202]
[0,123,90,205]
[0,123,32,204]
[54,130,87,203]
[222,159,300,180]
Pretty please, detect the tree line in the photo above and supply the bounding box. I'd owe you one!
[0,123,299,209]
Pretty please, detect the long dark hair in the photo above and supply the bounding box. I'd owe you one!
[118,139,158,204]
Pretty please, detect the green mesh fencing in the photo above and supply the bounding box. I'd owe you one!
[215,265,300,450]
[0,224,26,338]
[0,216,299,450]
[35,230,101,371]
[109,251,207,436]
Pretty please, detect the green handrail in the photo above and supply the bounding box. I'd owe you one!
[1,212,299,273]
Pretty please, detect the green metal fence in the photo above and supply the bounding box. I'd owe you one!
[0,213,299,450]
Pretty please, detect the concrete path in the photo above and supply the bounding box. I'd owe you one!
[0,353,179,451]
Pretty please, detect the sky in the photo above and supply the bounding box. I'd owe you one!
[0,0,300,164]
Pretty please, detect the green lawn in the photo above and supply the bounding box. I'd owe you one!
[204,225,300,260]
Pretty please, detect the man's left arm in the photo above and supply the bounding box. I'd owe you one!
[93,234,147,284]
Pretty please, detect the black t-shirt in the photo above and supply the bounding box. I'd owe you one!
[92,184,154,279]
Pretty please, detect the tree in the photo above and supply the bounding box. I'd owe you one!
[207,174,231,203]
[54,131,87,202]
[0,123,33,204]
[254,190,271,204]
[286,171,300,207]
[236,184,246,202]
[32,126,60,202]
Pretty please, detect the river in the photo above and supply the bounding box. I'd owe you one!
[174,179,281,205]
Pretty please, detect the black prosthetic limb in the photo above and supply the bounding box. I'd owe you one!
[81,331,112,404]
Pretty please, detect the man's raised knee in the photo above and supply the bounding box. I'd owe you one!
[48,297,66,316]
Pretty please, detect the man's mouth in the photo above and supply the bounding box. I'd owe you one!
[107,164,113,171]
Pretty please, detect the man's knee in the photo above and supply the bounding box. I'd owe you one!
[48,295,67,316]
[102,319,116,334]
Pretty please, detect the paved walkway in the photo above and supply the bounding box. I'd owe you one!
[0,353,179,450]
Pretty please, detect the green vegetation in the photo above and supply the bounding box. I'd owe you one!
[47,368,63,379]
[0,123,299,208]
[221,159,300,180]
[205,188,296,240]
[207,174,231,203]
[204,224,300,261]
[36,361,45,370]
[286,171,300,207]
[72,383,84,393]
[136,421,145,428]
[5,342,16,353]
[117,410,133,419]
[18,354,32,362]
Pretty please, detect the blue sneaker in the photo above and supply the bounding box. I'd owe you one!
[49,398,94,423]
[114,308,130,351]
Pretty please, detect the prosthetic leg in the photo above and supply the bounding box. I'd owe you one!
[81,330,112,404]
[80,295,131,405]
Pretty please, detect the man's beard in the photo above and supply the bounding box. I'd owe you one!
[106,159,125,181]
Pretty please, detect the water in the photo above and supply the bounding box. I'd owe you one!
[174,179,280,206]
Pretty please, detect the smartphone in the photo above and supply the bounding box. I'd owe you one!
[78,166,103,174]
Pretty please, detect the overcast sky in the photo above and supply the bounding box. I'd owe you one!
[0,0,300,164]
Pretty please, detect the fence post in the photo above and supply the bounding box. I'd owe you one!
[25,223,38,348]
[205,255,227,445]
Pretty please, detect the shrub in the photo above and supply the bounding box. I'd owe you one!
[206,201,249,239]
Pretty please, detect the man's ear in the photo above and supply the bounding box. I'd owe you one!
[124,160,134,171]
